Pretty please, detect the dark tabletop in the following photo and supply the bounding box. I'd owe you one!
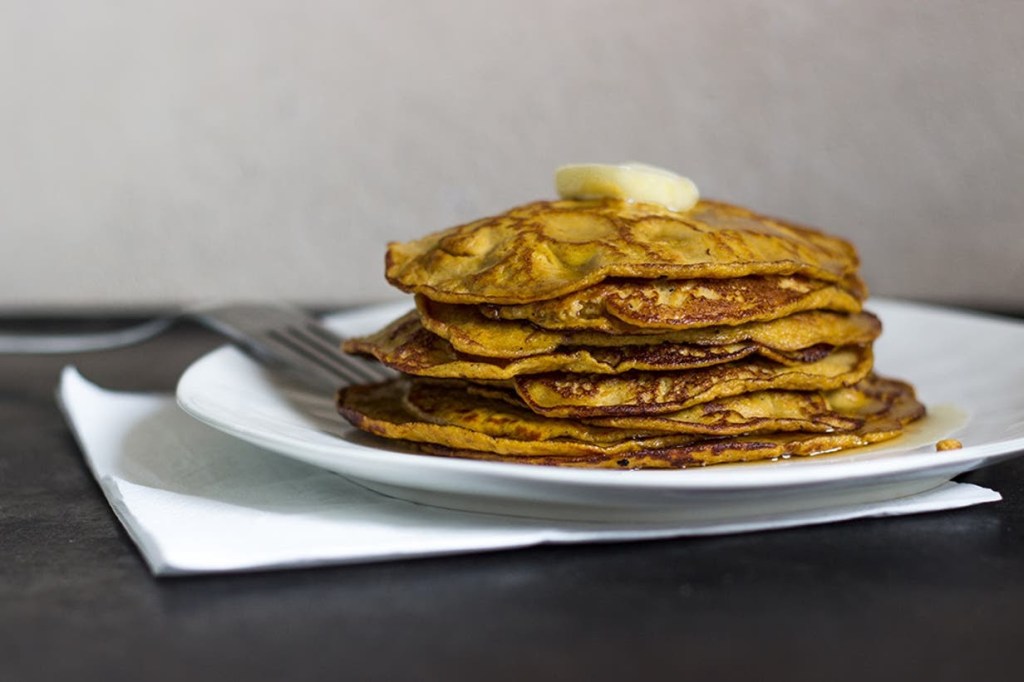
[2,315,1024,682]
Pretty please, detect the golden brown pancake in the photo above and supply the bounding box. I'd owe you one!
[511,345,874,417]
[425,378,884,435]
[590,374,908,434]
[418,297,882,359]
[336,375,924,469]
[343,311,839,380]
[386,199,861,304]
[338,379,701,458]
[480,274,864,332]
[593,389,859,433]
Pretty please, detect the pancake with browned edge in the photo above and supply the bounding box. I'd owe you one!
[343,310,869,380]
[336,375,924,468]
[386,199,861,305]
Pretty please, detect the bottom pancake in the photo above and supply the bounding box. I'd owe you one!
[336,375,925,469]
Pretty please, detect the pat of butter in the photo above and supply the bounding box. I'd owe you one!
[555,163,699,212]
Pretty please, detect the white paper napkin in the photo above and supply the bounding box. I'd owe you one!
[57,367,1001,576]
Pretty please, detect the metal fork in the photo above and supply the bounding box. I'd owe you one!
[187,303,395,389]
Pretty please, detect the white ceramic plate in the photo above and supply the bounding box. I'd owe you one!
[176,299,1024,523]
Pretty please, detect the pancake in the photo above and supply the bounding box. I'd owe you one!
[590,373,907,434]
[593,389,859,433]
[480,274,864,332]
[336,375,925,469]
[343,311,840,380]
[448,379,878,435]
[338,379,701,458]
[511,345,874,417]
[386,199,861,305]
[418,298,882,359]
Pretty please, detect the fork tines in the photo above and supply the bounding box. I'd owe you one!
[263,320,393,386]
[189,303,394,388]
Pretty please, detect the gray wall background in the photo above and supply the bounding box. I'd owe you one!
[1,0,1022,311]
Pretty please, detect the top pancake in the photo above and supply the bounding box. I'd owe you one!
[386,199,862,304]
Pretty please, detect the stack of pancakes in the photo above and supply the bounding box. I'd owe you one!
[337,198,924,468]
